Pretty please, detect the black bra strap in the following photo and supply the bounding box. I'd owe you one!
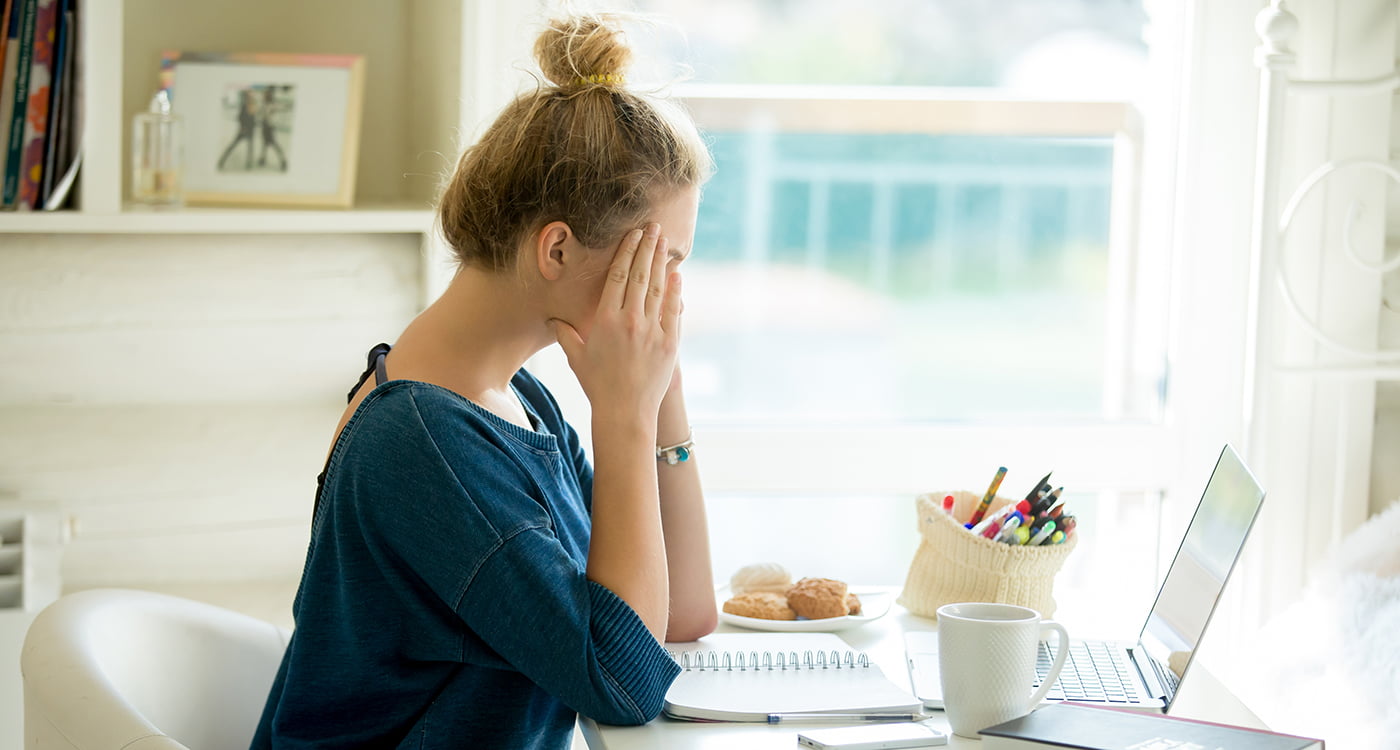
[374,349,389,386]
[317,342,393,521]
[344,342,393,403]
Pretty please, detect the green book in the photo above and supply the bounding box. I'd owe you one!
[2,0,38,207]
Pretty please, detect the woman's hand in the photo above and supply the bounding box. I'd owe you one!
[553,223,682,420]
[562,223,683,642]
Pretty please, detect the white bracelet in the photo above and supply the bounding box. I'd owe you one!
[656,430,695,465]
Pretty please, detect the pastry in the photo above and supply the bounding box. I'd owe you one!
[785,577,850,620]
[722,591,797,620]
[729,562,792,596]
[846,592,862,616]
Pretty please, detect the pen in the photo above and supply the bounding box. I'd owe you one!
[968,467,1008,525]
[995,514,1024,543]
[767,712,927,724]
[1028,520,1057,545]
[969,499,1029,535]
[942,494,955,516]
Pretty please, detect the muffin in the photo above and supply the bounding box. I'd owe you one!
[722,591,797,620]
[785,577,851,620]
[729,562,793,596]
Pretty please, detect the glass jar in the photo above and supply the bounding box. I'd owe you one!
[131,89,184,206]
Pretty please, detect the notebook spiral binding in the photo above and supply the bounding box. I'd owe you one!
[669,648,871,671]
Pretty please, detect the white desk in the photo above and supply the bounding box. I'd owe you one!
[580,599,1266,749]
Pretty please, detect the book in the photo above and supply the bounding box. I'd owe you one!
[36,0,64,205]
[40,0,74,209]
[978,703,1324,749]
[15,0,57,209]
[662,632,923,723]
[1,0,36,207]
[0,0,18,184]
[0,2,13,93]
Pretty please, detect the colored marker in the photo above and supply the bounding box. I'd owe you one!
[1028,520,1057,545]
[1011,526,1031,545]
[980,519,1003,539]
[968,467,1008,525]
[996,514,1024,543]
[1050,530,1066,544]
[942,494,956,516]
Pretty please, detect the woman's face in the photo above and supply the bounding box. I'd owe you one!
[561,185,701,340]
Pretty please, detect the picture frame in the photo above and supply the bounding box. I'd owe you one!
[159,51,366,208]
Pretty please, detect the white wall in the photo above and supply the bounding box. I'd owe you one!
[1374,23,1400,514]
[0,233,423,593]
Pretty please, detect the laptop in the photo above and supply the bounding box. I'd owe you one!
[905,444,1265,713]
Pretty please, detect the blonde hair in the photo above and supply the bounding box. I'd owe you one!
[437,13,713,271]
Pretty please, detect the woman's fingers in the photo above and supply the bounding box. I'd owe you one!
[660,271,683,337]
[552,318,584,358]
[601,228,644,311]
[624,223,662,312]
[643,235,670,320]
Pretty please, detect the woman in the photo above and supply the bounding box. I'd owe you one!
[252,12,716,749]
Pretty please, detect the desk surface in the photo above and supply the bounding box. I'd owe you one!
[580,597,1265,749]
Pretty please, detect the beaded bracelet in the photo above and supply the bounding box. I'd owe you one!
[656,431,695,465]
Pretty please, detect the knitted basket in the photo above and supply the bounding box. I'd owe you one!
[898,490,1078,619]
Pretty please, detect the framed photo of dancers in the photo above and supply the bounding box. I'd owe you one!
[159,51,366,207]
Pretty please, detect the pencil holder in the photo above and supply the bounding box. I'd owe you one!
[898,490,1078,619]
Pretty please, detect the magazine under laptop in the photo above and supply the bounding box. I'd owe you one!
[905,444,1266,713]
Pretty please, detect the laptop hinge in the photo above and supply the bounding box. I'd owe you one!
[1129,646,1170,703]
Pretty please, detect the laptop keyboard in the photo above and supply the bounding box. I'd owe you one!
[1035,641,1147,703]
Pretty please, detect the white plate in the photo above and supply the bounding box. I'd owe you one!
[717,589,893,632]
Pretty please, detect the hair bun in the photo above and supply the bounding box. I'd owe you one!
[534,13,633,89]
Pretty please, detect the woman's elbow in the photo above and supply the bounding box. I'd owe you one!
[665,607,718,643]
[583,689,669,727]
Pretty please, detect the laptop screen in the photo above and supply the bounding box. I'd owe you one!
[1137,444,1265,685]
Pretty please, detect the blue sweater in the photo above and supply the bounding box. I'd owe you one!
[251,371,680,749]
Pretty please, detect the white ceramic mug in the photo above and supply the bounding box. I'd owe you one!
[936,601,1070,738]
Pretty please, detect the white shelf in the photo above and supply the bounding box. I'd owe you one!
[0,203,435,234]
[16,0,474,227]
[3,0,549,236]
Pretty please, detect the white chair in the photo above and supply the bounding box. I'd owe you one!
[20,588,290,750]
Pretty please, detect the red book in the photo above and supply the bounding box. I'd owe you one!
[15,0,56,209]
[0,1,15,73]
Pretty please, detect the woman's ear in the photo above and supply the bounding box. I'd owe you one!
[535,221,574,281]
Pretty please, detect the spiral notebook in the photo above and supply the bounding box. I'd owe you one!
[663,632,923,722]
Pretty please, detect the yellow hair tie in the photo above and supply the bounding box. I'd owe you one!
[576,72,625,87]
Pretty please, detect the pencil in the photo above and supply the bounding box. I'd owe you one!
[967,466,1007,525]
[767,712,926,724]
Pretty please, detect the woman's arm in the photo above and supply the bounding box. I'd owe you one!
[554,224,680,643]
[656,367,717,642]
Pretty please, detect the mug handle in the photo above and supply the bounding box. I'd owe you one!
[1027,619,1070,709]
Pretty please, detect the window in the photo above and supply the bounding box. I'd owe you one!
[525,0,1193,626]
